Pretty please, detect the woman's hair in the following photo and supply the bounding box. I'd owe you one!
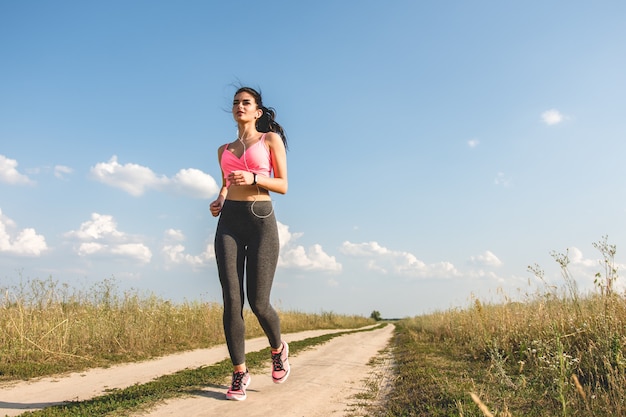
[235,87,288,149]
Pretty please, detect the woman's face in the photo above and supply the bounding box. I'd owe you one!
[232,91,261,123]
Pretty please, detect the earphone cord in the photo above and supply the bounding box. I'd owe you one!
[239,136,274,219]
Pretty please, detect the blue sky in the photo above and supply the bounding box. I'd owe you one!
[2,1,626,318]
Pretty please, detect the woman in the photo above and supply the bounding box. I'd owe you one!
[209,86,290,401]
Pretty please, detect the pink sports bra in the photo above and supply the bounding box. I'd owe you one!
[220,133,272,187]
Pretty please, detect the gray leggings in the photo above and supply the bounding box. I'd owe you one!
[214,200,282,365]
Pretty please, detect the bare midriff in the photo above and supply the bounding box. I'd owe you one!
[226,185,271,202]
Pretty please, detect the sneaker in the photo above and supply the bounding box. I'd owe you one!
[271,341,290,384]
[226,370,251,401]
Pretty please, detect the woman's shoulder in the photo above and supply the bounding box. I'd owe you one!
[264,132,284,148]
[217,143,229,157]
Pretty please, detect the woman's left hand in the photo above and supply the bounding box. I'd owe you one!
[228,170,253,186]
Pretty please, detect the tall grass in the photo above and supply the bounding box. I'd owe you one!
[0,277,372,381]
[392,237,626,416]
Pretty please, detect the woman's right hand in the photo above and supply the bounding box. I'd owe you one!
[209,197,224,217]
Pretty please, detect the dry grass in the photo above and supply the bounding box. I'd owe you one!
[449,297,620,406]
[469,393,496,417]
[395,290,626,416]
[0,277,372,381]
[371,237,626,416]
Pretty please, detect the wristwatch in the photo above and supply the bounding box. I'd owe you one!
[252,174,258,185]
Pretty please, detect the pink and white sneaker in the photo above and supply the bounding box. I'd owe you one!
[271,341,291,384]
[226,370,251,401]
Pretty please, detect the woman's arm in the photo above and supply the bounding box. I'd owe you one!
[256,132,288,194]
[209,145,229,216]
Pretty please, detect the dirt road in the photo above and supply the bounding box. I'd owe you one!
[1,324,394,417]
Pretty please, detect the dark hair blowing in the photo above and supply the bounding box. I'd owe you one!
[236,87,288,149]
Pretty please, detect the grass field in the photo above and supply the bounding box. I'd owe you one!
[0,277,373,381]
[4,237,624,416]
[370,238,626,416]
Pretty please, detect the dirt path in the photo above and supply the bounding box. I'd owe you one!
[0,324,394,416]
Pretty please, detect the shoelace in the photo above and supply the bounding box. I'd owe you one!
[231,371,246,391]
[272,350,284,371]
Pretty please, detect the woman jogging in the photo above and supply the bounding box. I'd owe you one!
[209,86,290,401]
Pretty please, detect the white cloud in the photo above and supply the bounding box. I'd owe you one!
[65,213,124,240]
[541,109,566,125]
[568,247,596,268]
[111,243,152,262]
[469,250,502,267]
[163,244,208,267]
[341,241,390,256]
[169,168,220,199]
[277,221,303,249]
[77,242,104,256]
[341,241,460,279]
[467,139,480,148]
[0,209,47,256]
[281,244,342,272]
[564,246,625,291]
[277,222,341,272]
[164,228,185,242]
[65,213,152,263]
[54,165,74,179]
[0,155,35,185]
[161,229,214,268]
[90,156,219,198]
[494,172,512,187]
[366,259,388,274]
[534,246,626,293]
[90,156,166,196]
